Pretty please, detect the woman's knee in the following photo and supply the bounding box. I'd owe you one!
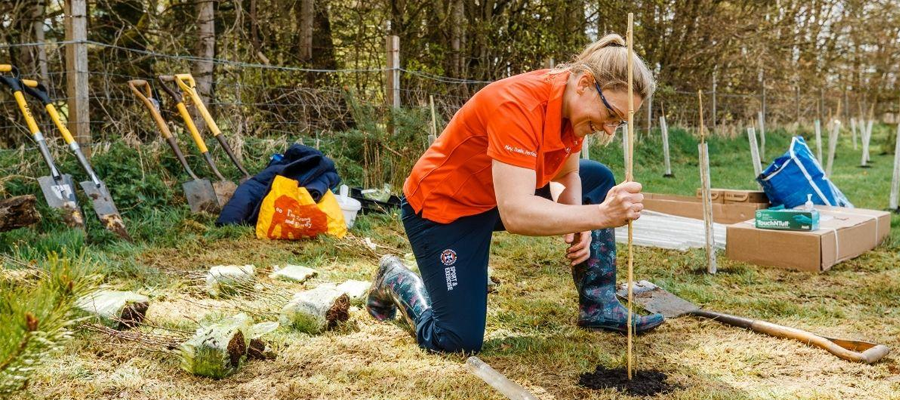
[417,319,484,354]
[579,160,617,204]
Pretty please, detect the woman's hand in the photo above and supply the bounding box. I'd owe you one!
[565,231,592,266]
[597,181,644,227]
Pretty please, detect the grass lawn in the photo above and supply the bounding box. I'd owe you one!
[2,124,899,399]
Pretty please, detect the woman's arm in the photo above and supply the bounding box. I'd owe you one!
[493,159,643,236]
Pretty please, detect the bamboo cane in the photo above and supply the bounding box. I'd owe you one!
[626,12,635,381]
[698,91,716,274]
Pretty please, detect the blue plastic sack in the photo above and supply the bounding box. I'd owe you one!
[757,136,853,208]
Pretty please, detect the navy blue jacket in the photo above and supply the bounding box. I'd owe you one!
[216,144,341,226]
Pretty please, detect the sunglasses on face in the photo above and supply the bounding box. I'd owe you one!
[593,82,627,130]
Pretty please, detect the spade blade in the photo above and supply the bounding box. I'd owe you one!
[616,280,700,318]
[183,178,221,214]
[37,174,84,227]
[213,180,237,208]
[80,181,131,241]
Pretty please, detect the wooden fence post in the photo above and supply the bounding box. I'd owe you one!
[758,111,766,162]
[386,35,400,109]
[428,95,437,146]
[711,70,717,133]
[814,119,823,164]
[65,0,90,158]
[660,116,673,178]
[890,123,900,211]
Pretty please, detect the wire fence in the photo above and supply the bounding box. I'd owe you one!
[0,39,890,153]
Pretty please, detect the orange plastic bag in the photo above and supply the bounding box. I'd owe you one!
[256,176,347,240]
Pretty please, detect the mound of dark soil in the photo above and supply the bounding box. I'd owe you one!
[578,365,677,397]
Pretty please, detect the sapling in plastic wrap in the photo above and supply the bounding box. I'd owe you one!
[75,290,150,329]
[178,313,277,379]
[268,265,317,283]
[280,285,350,333]
[205,265,256,297]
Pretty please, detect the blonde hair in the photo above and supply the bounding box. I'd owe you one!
[552,34,655,144]
[557,33,655,99]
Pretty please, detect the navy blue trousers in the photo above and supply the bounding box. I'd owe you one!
[401,159,617,353]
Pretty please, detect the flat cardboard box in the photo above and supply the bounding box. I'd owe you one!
[644,193,768,224]
[696,188,768,204]
[726,206,891,272]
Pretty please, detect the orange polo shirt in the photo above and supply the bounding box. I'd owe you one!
[403,69,583,224]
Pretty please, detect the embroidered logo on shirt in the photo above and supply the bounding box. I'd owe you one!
[503,144,537,158]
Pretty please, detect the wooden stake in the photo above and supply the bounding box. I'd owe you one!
[429,95,437,146]
[851,118,858,151]
[890,122,900,211]
[814,120,823,164]
[748,126,762,180]
[625,12,635,381]
[758,111,766,162]
[660,116,673,177]
[582,134,591,160]
[826,100,842,177]
[698,91,717,274]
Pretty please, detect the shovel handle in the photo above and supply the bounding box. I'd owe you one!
[157,76,209,154]
[45,104,77,145]
[693,310,890,364]
[128,80,173,139]
[174,73,222,137]
[0,64,11,73]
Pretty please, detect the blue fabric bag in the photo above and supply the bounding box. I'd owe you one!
[757,136,853,208]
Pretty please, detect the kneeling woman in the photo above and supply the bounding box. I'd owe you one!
[366,34,664,353]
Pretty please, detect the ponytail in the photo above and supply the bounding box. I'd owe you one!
[554,34,655,100]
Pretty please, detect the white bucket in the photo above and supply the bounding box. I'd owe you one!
[337,185,362,229]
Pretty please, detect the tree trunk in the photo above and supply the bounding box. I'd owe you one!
[33,0,49,83]
[299,0,314,62]
[0,195,41,232]
[450,0,464,77]
[193,0,216,133]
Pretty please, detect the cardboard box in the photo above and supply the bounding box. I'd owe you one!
[644,193,768,224]
[755,209,819,231]
[726,206,891,272]
[696,189,768,204]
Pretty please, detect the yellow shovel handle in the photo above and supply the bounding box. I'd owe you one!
[12,91,41,136]
[0,64,11,73]
[45,104,76,145]
[174,74,221,136]
[176,102,208,153]
[22,79,38,88]
[128,80,173,139]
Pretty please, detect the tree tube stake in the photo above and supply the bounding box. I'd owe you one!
[626,12,635,381]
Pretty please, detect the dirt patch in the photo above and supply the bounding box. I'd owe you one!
[578,365,677,397]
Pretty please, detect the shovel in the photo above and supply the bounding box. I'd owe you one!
[0,65,84,227]
[157,76,237,207]
[617,280,890,364]
[128,80,220,214]
[173,73,251,182]
[21,79,131,241]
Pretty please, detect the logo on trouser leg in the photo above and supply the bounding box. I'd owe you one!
[444,266,458,291]
[440,249,458,291]
[440,249,457,266]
